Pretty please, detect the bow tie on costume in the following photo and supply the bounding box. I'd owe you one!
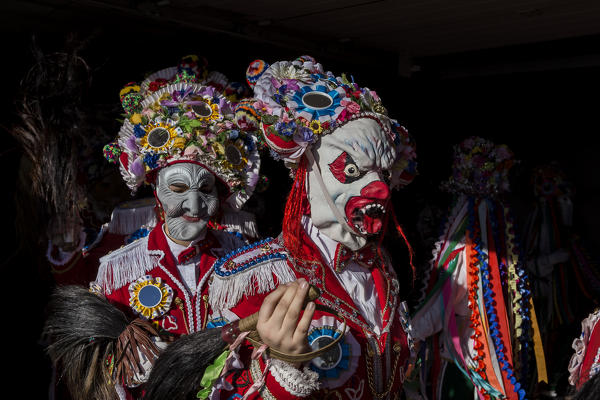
[176,234,217,264]
[335,243,382,272]
[178,245,199,264]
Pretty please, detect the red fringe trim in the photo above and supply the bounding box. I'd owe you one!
[282,158,308,259]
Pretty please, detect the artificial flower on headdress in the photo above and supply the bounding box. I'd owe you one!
[532,163,573,198]
[245,55,417,189]
[440,136,515,197]
[110,76,261,210]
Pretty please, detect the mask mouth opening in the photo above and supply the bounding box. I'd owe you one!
[347,199,387,236]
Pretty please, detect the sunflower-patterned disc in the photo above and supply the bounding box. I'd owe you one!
[129,275,173,319]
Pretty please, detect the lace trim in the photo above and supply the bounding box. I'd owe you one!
[269,359,320,397]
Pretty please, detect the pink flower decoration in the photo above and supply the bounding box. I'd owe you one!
[369,90,381,102]
[253,100,272,115]
[183,145,201,157]
[341,99,361,114]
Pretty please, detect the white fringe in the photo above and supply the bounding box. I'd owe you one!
[220,210,259,239]
[96,237,159,294]
[108,201,158,235]
[209,258,296,310]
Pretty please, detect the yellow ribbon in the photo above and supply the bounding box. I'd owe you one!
[529,298,548,383]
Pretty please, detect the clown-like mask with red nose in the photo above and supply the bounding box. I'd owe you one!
[307,118,396,251]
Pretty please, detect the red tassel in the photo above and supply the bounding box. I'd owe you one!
[282,158,308,258]
[390,206,416,283]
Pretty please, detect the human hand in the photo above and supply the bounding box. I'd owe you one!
[256,278,316,366]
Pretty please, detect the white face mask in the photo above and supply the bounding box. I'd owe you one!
[557,194,573,228]
[155,163,219,242]
[307,119,396,251]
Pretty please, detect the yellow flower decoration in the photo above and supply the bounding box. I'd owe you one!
[219,140,248,171]
[172,137,186,149]
[130,113,143,124]
[128,275,173,320]
[309,119,324,135]
[140,122,180,153]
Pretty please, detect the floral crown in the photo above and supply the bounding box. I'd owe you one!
[104,61,260,210]
[532,163,572,198]
[242,55,417,188]
[441,136,515,197]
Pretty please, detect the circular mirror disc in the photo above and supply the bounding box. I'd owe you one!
[147,128,170,148]
[302,92,333,110]
[225,144,242,166]
[138,285,163,308]
[310,336,342,370]
[192,102,213,117]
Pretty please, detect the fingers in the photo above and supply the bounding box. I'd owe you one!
[258,283,288,324]
[282,279,310,331]
[294,301,315,343]
[256,278,316,356]
[270,280,302,328]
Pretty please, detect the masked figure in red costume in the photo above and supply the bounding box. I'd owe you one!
[194,56,418,400]
[44,60,261,400]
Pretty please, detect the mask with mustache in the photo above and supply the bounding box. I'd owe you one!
[156,163,219,242]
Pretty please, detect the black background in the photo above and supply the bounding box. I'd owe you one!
[2,3,600,397]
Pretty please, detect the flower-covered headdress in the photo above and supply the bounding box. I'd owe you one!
[104,59,260,210]
[243,55,417,188]
[532,163,572,198]
[441,136,515,197]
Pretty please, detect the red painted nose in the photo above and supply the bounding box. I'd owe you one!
[361,180,390,201]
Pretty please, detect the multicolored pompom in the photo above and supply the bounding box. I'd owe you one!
[178,54,207,79]
[103,141,122,164]
[246,59,269,88]
[235,99,260,132]
[119,82,140,100]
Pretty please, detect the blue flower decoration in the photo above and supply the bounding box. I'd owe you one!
[243,135,255,151]
[134,124,146,138]
[228,130,239,140]
[273,93,284,105]
[290,84,344,121]
[297,126,314,142]
[275,121,297,137]
[144,152,160,169]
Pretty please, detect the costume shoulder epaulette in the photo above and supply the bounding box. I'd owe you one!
[209,237,296,310]
[96,235,158,295]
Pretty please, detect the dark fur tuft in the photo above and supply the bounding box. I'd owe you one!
[145,329,225,400]
[43,285,128,400]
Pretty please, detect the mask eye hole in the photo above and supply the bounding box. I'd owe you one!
[344,163,360,178]
[169,183,189,193]
[200,183,213,194]
[328,152,364,184]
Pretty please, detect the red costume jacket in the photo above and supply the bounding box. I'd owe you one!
[208,230,413,400]
[95,221,244,337]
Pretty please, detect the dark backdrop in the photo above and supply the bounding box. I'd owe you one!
[2,8,600,398]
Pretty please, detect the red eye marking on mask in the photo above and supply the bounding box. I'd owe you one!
[328,152,348,183]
